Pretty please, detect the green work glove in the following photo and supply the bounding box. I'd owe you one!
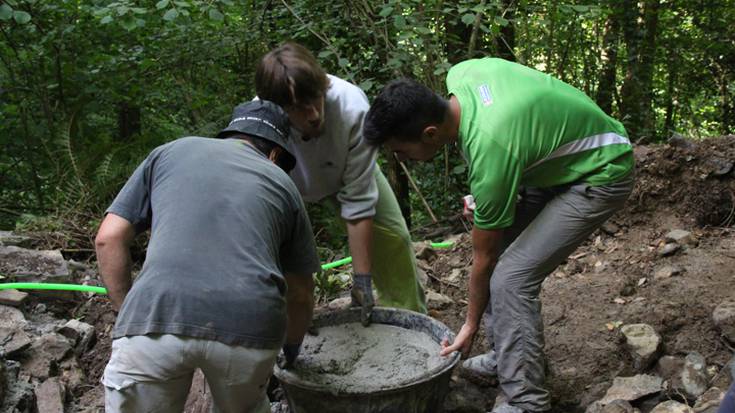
[278,342,301,369]
[350,272,374,326]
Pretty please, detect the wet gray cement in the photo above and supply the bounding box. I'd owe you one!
[292,322,445,393]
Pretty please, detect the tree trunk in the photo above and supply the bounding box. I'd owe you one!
[663,62,677,136]
[117,102,141,141]
[386,151,411,228]
[596,7,621,115]
[445,3,473,65]
[619,0,659,142]
[619,0,643,140]
[720,76,733,134]
[495,0,516,62]
[544,1,556,72]
[637,0,660,140]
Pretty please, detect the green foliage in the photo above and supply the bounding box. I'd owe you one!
[1,0,733,243]
[313,269,350,304]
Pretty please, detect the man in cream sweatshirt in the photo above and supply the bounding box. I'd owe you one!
[255,42,426,322]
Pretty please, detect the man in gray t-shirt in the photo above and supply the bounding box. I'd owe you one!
[95,100,320,413]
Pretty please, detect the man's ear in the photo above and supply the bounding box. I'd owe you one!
[268,146,284,164]
[421,125,439,144]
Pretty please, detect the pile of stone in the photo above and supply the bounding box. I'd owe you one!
[585,317,735,413]
[0,232,99,412]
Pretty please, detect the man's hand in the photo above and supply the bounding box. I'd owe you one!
[350,272,374,326]
[440,322,478,357]
[278,342,302,369]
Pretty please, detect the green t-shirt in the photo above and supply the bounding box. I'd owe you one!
[447,58,634,230]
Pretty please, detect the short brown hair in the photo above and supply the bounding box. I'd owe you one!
[256,42,329,107]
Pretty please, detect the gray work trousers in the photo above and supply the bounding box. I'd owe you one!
[485,173,635,412]
[103,334,279,413]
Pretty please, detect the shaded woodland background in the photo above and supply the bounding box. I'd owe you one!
[1,0,733,253]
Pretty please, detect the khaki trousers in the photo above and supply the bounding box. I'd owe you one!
[103,334,279,413]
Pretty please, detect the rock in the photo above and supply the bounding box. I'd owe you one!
[665,230,697,246]
[416,267,429,288]
[446,268,463,285]
[693,387,725,412]
[21,334,72,380]
[654,265,683,280]
[447,256,465,269]
[414,242,438,262]
[594,260,610,274]
[620,324,662,370]
[58,357,85,392]
[679,352,708,400]
[0,305,27,329]
[426,290,454,310]
[0,289,29,307]
[668,135,697,150]
[552,269,568,278]
[564,259,586,276]
[57,319,95,354]
[0,360,5,406]
[0,307,30,356]
[0,246,69,282]
[603,400,639,413]
[0,231,32,247]
[705,156,734,177]
[707,364,720,381]
[327,296,351,311]
[416,259,432,272]
[66,259,89,273]
[658,243,680,257]
[184,369,212,413]
[634,145,654,162]
[35,377,65,413]
[443,376,489,413]
[580,381,614,410]
[600,374,664,404]
[601,222,620,235]
[656,355,685,379]
[0,327,32,357]
[270,401,290,413]
[657,353,709,402]
[649,400,693,413]
[2,360,35,412]
[586,399,641,413]
[713,299,735,343]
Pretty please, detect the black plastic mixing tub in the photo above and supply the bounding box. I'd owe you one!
[273,307,461,413]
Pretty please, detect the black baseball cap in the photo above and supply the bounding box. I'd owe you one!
[216,100,296,170]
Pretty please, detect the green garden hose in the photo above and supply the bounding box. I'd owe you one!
[0,240,455,294]
[0,282,107,294]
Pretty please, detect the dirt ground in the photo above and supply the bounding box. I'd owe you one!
[64,136,735,412]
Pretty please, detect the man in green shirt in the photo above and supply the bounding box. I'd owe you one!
[363,58,634,413]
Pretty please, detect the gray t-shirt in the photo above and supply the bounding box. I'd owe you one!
[107,137,320,349]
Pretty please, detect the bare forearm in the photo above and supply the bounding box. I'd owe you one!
[465,226,502,328]
[95,213,136,311]
[286,296,314,345]
[284,274,315,345]
[97,243,132,311]
[465,254,495,328]
[345,217,373,274]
